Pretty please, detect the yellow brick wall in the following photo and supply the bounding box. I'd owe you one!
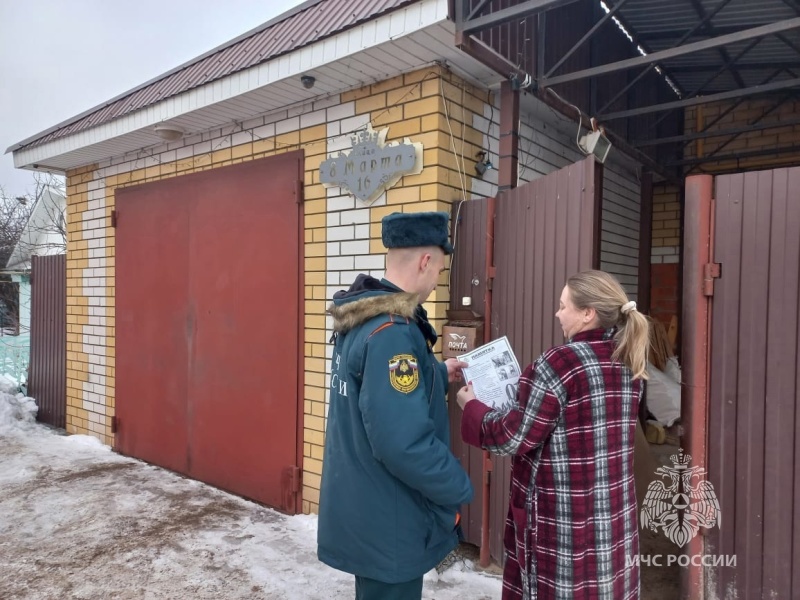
[652,183,681,250]
[684,98,800,173]
[64,65,490,515]
[345,67,490,332]
[649,98,800,258]
[302,67,489,512]
[65,164,109,441]
[648,96,800,326]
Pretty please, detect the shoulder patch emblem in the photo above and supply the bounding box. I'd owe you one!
[388,354,419,393]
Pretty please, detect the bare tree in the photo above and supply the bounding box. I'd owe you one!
[6,173,66,261]
[0,190,34,267]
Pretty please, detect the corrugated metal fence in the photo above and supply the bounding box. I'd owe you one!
[449,157,600,561]
[448,195,489,548]
[29,254,66,429]
[704,167,800,599]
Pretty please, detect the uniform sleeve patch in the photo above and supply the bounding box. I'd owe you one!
[388,354,419,393]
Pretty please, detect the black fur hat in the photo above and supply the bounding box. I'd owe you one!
[381,212,453,255]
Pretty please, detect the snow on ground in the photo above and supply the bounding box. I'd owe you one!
[0,384,502,600]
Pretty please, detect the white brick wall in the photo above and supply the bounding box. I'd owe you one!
[651,246,680,264]
[77,175,110,438]
[276,117,300,135]
[319,109,398,408]
[300,110,327,128]
[341,240,370,255]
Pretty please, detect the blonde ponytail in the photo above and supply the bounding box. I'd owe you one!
[566,270,650,380]
[614,308,649,380]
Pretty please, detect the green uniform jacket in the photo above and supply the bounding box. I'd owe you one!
[317,276,474,583]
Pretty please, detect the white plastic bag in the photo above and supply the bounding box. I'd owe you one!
[646,361,681,427]
[664,356,681,384]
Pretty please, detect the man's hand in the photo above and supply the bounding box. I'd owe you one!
[444,359,469,383]
[456,383,476,410]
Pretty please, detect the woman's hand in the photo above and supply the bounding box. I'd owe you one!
[456,383,476,410]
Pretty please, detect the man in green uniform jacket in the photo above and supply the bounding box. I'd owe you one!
[318,211,474,600]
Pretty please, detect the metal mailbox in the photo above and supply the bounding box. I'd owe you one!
[442,309,484,359]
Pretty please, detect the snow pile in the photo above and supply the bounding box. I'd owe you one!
[0,375,19,394]
[0,377,38,435]
[0,382,502,599]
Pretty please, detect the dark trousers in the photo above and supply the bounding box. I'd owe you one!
[354,575,424,600]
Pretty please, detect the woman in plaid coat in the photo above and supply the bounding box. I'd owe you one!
[457,271,648,600]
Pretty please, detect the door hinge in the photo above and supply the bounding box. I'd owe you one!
[110,416,119,433]
[484,453,492,486]
[111,210,118,228]
[289,466,302,493]
[703,262,721,297]
[295,180,304,204]
[487,266,496,291]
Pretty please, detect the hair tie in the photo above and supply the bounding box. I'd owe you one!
[621,301,637,315]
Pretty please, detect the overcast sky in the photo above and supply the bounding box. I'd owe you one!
[0,0,306,198]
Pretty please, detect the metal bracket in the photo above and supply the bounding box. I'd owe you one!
[703,262,721,296]
[511,73,535,91]
[288,466,302,493]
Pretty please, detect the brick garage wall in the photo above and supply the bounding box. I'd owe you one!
[330,66,491,343]
[684,98,800,173]
[65,108,333,452]
[64,65,493,514]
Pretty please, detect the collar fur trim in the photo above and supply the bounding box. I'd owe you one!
[328,292,417,334]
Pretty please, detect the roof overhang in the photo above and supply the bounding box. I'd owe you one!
[10,0,501,174]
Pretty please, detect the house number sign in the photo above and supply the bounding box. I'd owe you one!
[319,125,423,204]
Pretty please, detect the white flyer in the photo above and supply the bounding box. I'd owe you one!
[459,336,521,410]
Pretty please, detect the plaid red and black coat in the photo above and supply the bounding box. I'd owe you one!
[462,328,642,600]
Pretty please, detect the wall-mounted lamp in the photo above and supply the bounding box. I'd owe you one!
[474,151,493,178]
[578,118,612,163]
[153,124,185,142]
[301,75,316,89]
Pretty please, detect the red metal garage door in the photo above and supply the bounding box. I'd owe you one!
[115,152,303,513]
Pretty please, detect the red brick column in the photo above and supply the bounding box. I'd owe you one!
[650,263,679,329]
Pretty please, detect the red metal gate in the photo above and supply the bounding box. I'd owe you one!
[449,156,601,562]
[115,152,304,513]
[29,254,66,429]
[684,168,800,599]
